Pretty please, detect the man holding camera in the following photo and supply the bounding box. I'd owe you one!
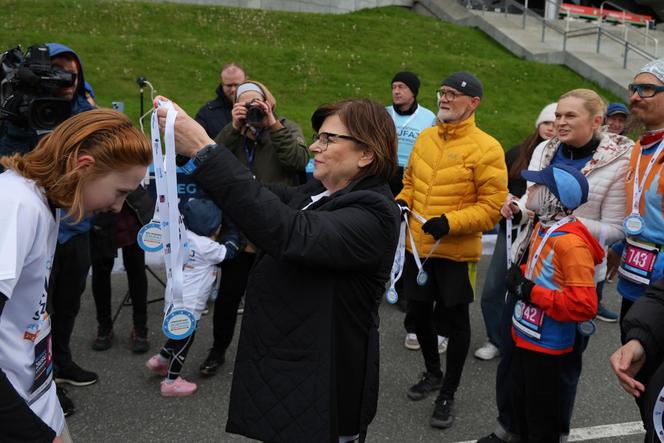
[0,43,97,418]
[199,80,310,376]
[195,62,247,140]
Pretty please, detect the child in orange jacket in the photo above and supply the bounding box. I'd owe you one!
[505,164,604,442]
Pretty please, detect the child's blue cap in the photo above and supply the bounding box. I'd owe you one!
[521,164,589,210]
[181,198,222,237]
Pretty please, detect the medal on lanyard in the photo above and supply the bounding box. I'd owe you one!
[151,101,195,340]
[625,141,664,236]
[405,209,440,287]
[384,213,407,304]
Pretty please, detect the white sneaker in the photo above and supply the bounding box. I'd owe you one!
[437,336,449,354]
[404,333,420,350]
[474,341,500,360]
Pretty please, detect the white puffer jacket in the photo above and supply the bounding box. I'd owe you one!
[515,132,634,280]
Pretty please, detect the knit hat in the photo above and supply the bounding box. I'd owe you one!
[606,102,629,117]
[535,103,557,128]
[235,80,277,109]
[521,164,589,211]
[391,71,420,97]
[638,58,664,84]
[181,198,222,237]
[441,71,483,99]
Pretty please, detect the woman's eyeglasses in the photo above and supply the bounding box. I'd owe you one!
[311,132,359,151]
[628,83,664,98]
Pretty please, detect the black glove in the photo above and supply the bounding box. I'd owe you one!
[395,199,409,217]
[223,239,240,261]
[505,264,535,302]
[422,215,450,240]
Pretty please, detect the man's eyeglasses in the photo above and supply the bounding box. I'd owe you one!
[628,83,664,99]
[436,88,465,102]
[311,132,359,151]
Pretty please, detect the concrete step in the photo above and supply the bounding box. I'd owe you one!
[413,0,659,98]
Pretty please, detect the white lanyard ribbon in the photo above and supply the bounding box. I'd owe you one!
[385,216,407,303]
[526,216,574,279]
[150,101,188,311]
[389,106,419,131]
[406,208,441,274]
[506,218,513,269]
[631,140,664,215]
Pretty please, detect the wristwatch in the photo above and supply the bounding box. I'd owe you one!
[181,143,218,175]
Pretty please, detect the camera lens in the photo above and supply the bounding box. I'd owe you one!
[28,98,72,130]
[246,106,266,125]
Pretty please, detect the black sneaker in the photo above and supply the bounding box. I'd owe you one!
[55,362,98,387]
[91,326,113,351]
[430,396,454,429]
[56,385,75,417]
[199,349,225,376]
[131,327,150,354]
[407,371,443,401]
[477,433,507,443]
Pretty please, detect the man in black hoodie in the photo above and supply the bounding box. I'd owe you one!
[195,62,247,139]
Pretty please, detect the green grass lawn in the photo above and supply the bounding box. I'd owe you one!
[0,0,623,148]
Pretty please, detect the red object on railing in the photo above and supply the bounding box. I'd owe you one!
[560,3,653,26]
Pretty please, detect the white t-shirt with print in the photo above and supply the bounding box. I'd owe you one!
[164,230,227,320]
[0,170,62,436]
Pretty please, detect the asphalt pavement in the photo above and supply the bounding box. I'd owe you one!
[64,256,644,442]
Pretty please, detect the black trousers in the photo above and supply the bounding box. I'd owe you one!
[212,251,255,352]
[511,347,563,442]
[403,254,473,399]
[48,232,91,369]
[91,242,148,330]
[619,297,634,344]
[496,293,590,437]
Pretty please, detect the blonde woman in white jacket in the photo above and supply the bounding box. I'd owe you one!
[480,89,633,443]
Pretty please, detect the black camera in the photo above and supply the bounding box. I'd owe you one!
[245,100,266,126]
[0,45,75,130]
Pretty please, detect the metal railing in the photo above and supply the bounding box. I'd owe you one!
[598,1,658,55]
[463,0,657,67]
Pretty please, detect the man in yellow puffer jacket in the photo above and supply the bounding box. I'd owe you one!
[396,71,507,429]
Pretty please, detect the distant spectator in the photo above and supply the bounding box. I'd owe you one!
[386,71,436,195]
[474,102,556,363]
[195,63,247,139]
[605,102,629,135]
[89,186,155,354]
[198,80,309,377]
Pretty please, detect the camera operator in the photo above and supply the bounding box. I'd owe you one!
[194,62,247,140]
[0,43,97,417]
[199,80,310,376]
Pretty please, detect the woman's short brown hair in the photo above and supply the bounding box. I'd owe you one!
[1,108,152,222]
[311,99,397,181]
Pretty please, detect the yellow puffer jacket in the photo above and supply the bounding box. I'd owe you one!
[397,115,508,262]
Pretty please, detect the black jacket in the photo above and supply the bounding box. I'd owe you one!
[193,145,400,442]
[623,277,664,382]
[194,85,233,140]
[90,185,155,259]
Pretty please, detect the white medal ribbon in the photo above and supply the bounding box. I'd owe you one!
[389,105,420,132]
[526,216,574,279]
[150,102,188,313]
[506,218,513,269]
[631,140,664,216]
[385,216,407,304]
[406,208,441,279]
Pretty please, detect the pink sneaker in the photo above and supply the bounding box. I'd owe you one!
[160,377,198,397]
[145,355,168,377]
